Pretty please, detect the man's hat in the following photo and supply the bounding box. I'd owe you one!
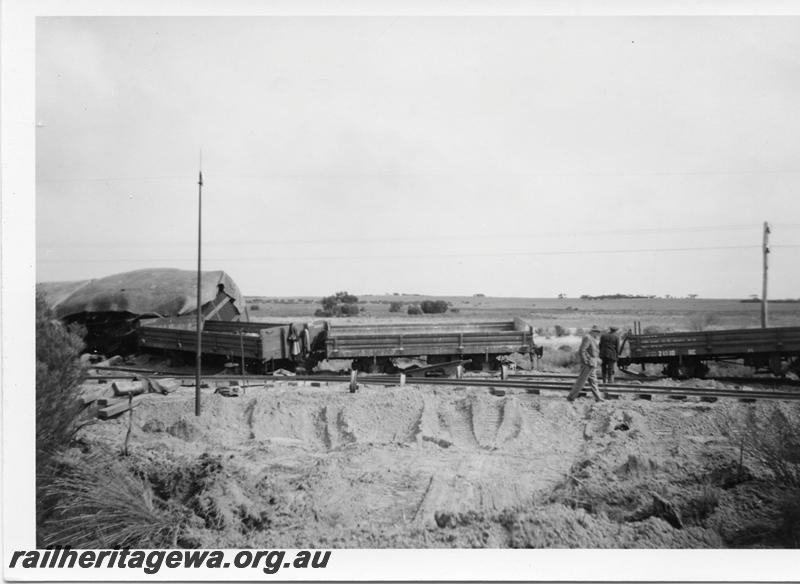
[609,326,619,332]
[589,325,602,333]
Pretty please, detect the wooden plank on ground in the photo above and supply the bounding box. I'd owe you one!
[149,377,181,394]
[97,395,147,419]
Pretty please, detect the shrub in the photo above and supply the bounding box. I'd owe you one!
[389,302,403,313]
[538,345,580,371]
[688,313,721,331]
[249,305,260,311]
[36,291,86,458]
[407,305,422,315]
[718,404,800,546]
[420,300,449,314]
[554,324,568,337]
[319,291,359,317]
[340,304,360,316]
[39,451,191,548]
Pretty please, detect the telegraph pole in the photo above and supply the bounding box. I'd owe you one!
[761,221,770,328]
[195,167,203,416]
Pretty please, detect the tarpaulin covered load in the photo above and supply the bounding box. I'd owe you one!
[38,268,247,320]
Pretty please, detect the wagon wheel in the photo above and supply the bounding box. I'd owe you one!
[664,359,707,379]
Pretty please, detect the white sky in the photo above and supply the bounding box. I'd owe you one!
[35,15,800,298]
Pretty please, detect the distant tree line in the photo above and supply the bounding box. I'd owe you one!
[740,298,800,303]
[580,293,657,300]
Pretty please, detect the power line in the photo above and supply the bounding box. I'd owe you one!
[35,168,800,183]
[37,244,761,263]
[38,224,759,249]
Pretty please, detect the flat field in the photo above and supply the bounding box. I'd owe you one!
[246,295,800,332]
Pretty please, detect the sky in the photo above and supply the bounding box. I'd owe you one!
[35,15,800,298]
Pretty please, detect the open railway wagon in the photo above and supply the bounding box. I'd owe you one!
[136,317,539,373]
[137,317,325,372]
[618,322,800,378]
[324,317,540,372]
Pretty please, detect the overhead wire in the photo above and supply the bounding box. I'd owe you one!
[38,223,760,249]
[36,168,800,182]
[37,244,763,263]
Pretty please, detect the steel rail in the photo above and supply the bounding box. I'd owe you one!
[511,372,800,387]
[85,371,800,400]
[86,366,799,390]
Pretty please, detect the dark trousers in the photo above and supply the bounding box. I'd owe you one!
[601,359,617,383]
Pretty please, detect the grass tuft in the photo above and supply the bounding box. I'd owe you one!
[39,451,192,548]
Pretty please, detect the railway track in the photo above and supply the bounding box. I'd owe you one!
[86,369,800,402]
[511,371,800,387]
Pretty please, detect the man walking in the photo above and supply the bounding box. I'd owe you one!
[567,325,604,402]
[599,326,622,383]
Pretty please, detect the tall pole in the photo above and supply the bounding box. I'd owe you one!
[761,221,770,329]
[195,169,203,416]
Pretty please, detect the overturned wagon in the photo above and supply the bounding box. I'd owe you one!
[618,323,800,378]
[136,317,539,373]
[137,318,325,368]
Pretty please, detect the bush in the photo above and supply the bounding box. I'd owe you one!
[554,324,568,337]
[718,404,800,546]
[340,304,360,316]
[420,300,448,314]
[538,345,580,371]
[36,292,86,458]
[389,302,403,313]
[407,305,422,315]
[319,291,359,317]
[688,313,721,331]
[39,451,191,548]
[738,406,800,487]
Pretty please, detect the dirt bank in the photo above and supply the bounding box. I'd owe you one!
[67,380,800,548]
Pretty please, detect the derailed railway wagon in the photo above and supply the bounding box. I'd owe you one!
[618,322,800,378]
[136,317,539,373]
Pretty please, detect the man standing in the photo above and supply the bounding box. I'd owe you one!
[599,326,622,383]
[567,325,604,402]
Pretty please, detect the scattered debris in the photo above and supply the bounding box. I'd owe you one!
[112,380,147,397]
